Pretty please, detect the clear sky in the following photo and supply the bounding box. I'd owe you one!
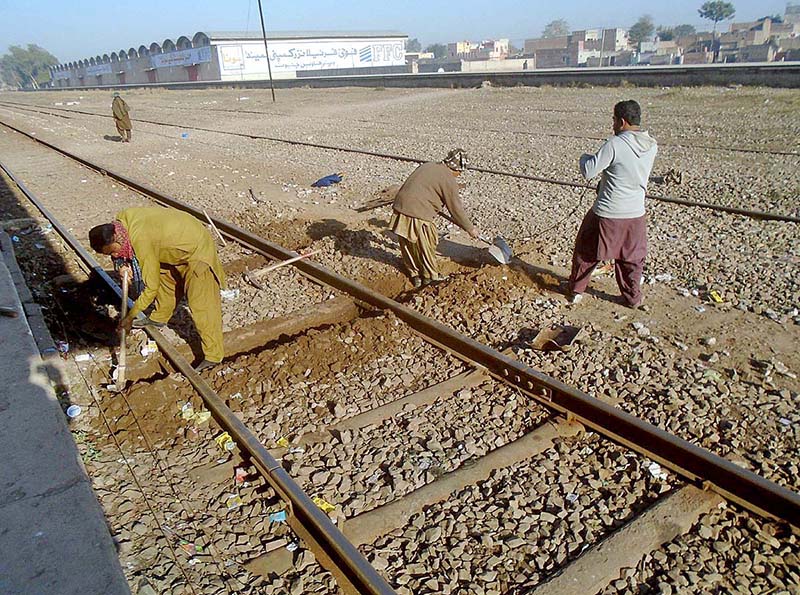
[0,0,790,63]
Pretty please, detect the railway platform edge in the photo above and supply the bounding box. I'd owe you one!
[0,230,130,595]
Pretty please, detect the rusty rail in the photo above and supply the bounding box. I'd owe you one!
[0,158,397,595]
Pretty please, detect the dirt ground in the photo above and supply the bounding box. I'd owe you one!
[0,84,798,594]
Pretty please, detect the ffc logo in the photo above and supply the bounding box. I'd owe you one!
[359,46,373,63]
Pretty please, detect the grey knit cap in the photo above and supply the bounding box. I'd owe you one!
[443,148,468,171]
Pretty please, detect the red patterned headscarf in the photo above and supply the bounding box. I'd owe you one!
[113,220,136,261]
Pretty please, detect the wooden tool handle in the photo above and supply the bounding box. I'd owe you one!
[118,269,129,389]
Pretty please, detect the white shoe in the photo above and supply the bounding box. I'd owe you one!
[568,293,583,305]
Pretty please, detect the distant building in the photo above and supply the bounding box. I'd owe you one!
[470,39,509,60]
[405,51,434,62]
[737,40,780,62]
[448,39,509,61]
[50,30,408,87]
[523,27,629,68]
[523,36,568,55]
[785,3,800,24]
[447,41,476,58]
[717,18,799,62]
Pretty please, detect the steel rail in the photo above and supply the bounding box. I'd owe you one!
[1,105,797,224]
[2,120,797,530]
[0,160,397,595]
[4,99,799,158]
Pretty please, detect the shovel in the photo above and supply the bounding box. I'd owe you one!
[244,249,321,290]
[440,212,513,265]
[111,268,129,392]
[479,234,513,265]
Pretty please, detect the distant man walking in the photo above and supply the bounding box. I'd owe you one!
[111,92,132,142]
[390,148,480,288]
[567,100,658,308]
[89,207,226,372]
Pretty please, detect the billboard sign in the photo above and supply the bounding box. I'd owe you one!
[86,63,112,76]
[151,46,212,69]
[219,38,405,74]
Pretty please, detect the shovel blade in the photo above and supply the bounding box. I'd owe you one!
[489,235,512,264]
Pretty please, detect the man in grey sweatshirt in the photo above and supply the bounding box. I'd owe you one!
[567,99,658,308]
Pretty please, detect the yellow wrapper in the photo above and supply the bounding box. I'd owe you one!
[312,496,335,513]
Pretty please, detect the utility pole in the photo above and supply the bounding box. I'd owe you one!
[256,0,276,102]
[599,29,606,67]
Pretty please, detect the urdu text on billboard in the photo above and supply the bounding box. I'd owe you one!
[219,39,405,74]
[86,63,113,76]
[151,47,212,69]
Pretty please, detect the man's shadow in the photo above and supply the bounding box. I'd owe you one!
[103,135,123,142]
[306,218,405,273]
[504,252,625,305]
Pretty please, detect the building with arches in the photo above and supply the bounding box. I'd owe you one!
[50,30,408,87]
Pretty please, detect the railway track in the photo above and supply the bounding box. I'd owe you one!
[3,98,799,158]
[0,99,799,594]
[1,100,797,225]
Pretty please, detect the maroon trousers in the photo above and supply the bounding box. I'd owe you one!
[568,209,647,306]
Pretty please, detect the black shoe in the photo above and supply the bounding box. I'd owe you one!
[194,359,219,373]
[132,316,166,329]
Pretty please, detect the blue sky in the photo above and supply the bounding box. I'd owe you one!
[0,0,790,62]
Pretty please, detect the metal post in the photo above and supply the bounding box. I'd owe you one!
[599,29,606,67]
[256,0,277,102]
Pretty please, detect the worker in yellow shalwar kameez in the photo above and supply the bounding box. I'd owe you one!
[89,207,226,372]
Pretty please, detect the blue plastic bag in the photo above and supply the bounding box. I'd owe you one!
[311,173,342,188]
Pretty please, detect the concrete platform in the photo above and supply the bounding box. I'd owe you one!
[0,232,130,595]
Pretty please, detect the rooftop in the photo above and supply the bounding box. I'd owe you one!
[205,30,407,41]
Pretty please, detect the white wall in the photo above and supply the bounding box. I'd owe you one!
[460,58,529,72]
[215,37,406,81]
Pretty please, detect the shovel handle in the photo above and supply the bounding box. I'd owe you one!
[118,270,129,389]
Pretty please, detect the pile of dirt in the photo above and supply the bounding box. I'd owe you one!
[92,376,213,449]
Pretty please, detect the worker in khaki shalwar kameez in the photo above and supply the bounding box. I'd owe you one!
[89,207,226,372]
[390,149,480,288]
[111,92,132,142]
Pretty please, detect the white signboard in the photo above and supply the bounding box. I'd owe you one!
[219,46,244,71]
[151,46,212,69]
[220,39,405,74]
[86,63,112,76]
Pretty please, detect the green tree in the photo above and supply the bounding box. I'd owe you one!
[425,43,447,59]
[674,24,697,37]
[629,15,656,44]
[698,1,736,35]
[657,27,675,41]
[542,19,570,38]
[0,44,59,89]
[407,38,422,52]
